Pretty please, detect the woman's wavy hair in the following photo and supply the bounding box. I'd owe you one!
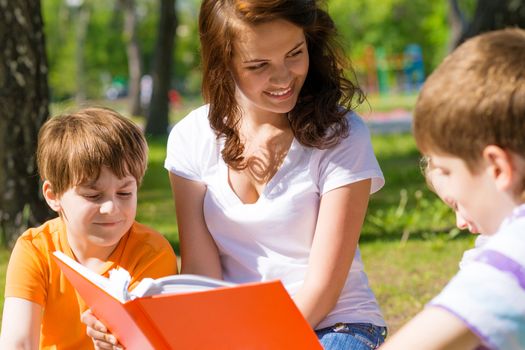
[199,0,364,169]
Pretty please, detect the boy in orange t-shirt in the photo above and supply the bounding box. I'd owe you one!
[0,108,178,349]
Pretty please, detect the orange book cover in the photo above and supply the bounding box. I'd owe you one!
[52,251,322,350]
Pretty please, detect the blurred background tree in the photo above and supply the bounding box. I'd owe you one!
[39,0,525,105]
[0,0,54,247]
[145,0,177,136]
[450,0,525,46]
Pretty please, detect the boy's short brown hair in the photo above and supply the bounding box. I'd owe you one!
[413,28,525,172]
[37,107,148,195]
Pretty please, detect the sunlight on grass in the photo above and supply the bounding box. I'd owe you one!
[365,133,456,239]
[356,93,418,114]
[137,137,179,251]
[361,235,475,333]
[0,123,471,334]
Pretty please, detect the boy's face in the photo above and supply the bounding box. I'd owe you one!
[51,167,137,248]
[428,165,481,234]
[428,153,502,235]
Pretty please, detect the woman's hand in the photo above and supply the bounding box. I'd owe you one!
[81,309,123,350]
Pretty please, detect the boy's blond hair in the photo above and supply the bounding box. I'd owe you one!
[37,107,148,195]
[413,28,525,172]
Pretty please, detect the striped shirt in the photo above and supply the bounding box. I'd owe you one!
[430,205,525,350]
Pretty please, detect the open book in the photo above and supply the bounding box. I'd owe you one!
[53,251,322,350]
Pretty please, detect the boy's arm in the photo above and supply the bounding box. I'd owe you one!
[0,297,42,349]
[379,306,480,350]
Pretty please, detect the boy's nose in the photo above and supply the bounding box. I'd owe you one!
[100,199,117,214]
[455,212,469,230]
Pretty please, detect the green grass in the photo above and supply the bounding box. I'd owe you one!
[356,92,418,114]
[0,107,474,334]
[362,236,474,332]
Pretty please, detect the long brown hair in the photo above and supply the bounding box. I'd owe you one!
[199,0,363,169]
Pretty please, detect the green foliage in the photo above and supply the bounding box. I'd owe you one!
[43,0,78,99]
[172,0,202,95]
[42,0,453,101]
[327,0,450,74]
[43,0,157,100]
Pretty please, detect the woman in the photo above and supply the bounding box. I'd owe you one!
[86,1,387,349]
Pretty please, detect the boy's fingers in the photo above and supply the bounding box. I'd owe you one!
[86,327,117,344]
[82,309,123,349]
[93,340,115,350]
[93,340,123,350]
[81,309,107,332]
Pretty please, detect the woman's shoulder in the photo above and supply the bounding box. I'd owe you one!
[165,104,220,175]
[344,110,368,136]
[317,109,370,152]
[171,104,212,133]
[167,104,217,147]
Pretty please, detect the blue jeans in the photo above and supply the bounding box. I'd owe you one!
[315,323,387,350]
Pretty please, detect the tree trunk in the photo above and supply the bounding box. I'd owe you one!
[145,0,177,136]
[448,0,467,51]
[457,0,525,46]
[120,0,143,116]
[0,0,54,247]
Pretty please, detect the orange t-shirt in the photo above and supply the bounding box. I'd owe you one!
[4,217,178,349]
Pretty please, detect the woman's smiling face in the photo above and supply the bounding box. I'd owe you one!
[230,19,309,118]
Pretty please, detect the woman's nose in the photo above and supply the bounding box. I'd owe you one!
[270,64,291,86]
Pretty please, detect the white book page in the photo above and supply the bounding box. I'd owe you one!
[130,274,236,298]
[53,251,131,302]
[54,251,237,301]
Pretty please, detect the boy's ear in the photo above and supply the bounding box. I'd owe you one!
[42,181,61,213]
[482,145,516,191]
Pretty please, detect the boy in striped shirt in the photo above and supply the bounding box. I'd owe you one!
[381,28,525,350]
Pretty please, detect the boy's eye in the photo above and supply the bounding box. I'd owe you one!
[82,194,100,199]
[117,192,133,197]
[246,62,267,70]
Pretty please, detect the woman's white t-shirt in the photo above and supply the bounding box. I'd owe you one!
[165,105,386,329]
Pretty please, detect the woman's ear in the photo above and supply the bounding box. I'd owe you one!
[42,181,61,212]
[482,145,516,191]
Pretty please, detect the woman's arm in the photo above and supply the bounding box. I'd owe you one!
[293,179,371,328]
[379,306,480,350]
[169,172,222,278]
[0,297,42,349]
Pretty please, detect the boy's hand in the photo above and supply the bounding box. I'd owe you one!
[81,309,123,350]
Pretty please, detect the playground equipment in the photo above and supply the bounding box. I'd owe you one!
[354,44,425,95]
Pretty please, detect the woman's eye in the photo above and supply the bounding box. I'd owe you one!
[289,50,302,57]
